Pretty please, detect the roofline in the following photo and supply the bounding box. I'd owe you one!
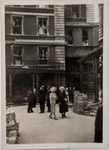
[78,46,103,63]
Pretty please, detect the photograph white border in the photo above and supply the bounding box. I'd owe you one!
[1,0,109,149]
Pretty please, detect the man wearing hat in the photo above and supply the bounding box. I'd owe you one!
[38,85,47,113]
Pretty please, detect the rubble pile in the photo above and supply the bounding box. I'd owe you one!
[73,91,102,116]
[85,102,102,116]
[73,92,88,115]
[6,111,19,144]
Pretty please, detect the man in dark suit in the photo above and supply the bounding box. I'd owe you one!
[38,86,47,113]
[32,88,37,108]
[27,90,34,113]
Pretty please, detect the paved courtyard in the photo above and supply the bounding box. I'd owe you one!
[7,104,95,144]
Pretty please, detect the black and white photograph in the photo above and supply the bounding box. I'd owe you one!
[1,0,109,149]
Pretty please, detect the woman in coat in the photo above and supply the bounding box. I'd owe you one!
[49,87,58,120]
[58,86,68,118]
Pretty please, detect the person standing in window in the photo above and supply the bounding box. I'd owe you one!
[39,20,46,35]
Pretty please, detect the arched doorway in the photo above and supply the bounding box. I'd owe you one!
[73,77,80,91]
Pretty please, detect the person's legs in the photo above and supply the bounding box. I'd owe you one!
[48,101,51,112]
[27,104,30,113]
[49,104,53,119]
[42,101,45,113]
[64,113,67,118]
[30,104,34,112]
[61,112,64,118]
[39,101,43,113]
[53,105,57,120]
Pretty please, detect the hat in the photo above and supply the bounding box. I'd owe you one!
[50,86,57,92]
[59,86,65,91]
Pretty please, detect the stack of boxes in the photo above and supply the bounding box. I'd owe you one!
[6,111,19,144]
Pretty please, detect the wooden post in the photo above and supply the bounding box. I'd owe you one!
[57,74,60,87]
[94,58,98,102]
[80,63,83,93]
[55,74,57,87]
[9,74,12,101]
[32,74,35,90]
[36,74,39,96]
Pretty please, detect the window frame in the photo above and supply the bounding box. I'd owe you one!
[36,16,49,36]
[37,46,49,65]
[11,45,24,66]
[82,28,89,46]
[11,15,24,35]
[71,5,83,18]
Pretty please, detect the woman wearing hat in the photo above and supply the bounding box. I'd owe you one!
[49,87,58,120]
[58,86,68,118]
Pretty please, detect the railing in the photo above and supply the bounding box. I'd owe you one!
[6,59,65,71]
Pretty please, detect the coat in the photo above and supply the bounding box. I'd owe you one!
[58,91,68,113]
[94,105,103,142]
[38,89,46,102]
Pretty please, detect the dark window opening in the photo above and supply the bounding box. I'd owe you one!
[66,30,73,44]
[38,18,47,35]
[72,5,79,18]
[12,16,22,34]
[39,47,48,64]
[82,30,88,46]
[13,46,23,65]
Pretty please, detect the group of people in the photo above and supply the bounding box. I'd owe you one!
[26,85,103,142]
[26,85,75,120]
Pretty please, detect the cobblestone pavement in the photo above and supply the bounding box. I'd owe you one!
[7,104,95,144]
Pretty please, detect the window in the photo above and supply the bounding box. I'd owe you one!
[38,18,48,35]
[39,47,48,64]
[72,5,79,18]
[66,30,73,44]
[12,16,23,34]
[82,29,88,46]
[12,46,23,65]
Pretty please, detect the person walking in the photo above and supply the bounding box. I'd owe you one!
[65,87,69,105]
[38,85,46,113]
[58,86,68,118]
[32,88,37,108]
[27,90,34,113]
[46,85,51,112]
[49,86,58,120]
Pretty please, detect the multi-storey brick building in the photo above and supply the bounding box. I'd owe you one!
[5,5,99,102]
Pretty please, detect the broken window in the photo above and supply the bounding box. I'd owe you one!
[39,47,48,64]
[38,18,48,35]
[12,16,23,34]
[82,29,88,46]
[12,46,23,65]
